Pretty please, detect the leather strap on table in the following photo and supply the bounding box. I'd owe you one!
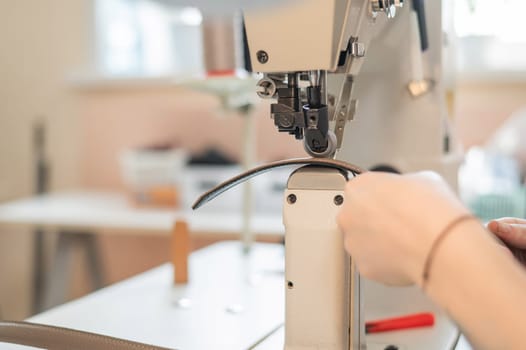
[192,158,365,210]
[0,321,174,350]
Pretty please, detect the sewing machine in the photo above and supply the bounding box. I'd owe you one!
[240,1,462,349]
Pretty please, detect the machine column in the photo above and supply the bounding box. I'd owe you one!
[283,166,364,350]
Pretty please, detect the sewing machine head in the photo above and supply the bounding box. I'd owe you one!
[244,0,404,158]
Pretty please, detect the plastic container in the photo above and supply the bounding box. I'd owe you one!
[120,148,187,208]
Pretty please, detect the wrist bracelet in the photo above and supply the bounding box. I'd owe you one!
[422,214,478,289]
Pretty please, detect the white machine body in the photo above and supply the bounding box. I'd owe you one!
[244,0,461,180]
[244,0,461,349]
[245,0,352,72]
[244,0,387,75]
[338,0,462,186]
[283,167,364,350]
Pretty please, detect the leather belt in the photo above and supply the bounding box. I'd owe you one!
[0,321,174,350]
[192,158,365,210]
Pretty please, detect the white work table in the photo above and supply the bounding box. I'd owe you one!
[0,242,473,350]
[0,191,284,235]
[0,191,283,312]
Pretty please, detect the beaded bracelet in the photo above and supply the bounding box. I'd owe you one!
[421,214,478,289]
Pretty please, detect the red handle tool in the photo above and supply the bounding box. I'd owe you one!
[366,312,435,334]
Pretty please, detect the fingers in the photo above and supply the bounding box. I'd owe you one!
[488,220,526,249]
[491,217,526,225]
[487,220,499,234]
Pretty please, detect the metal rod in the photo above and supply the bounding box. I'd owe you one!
[241,105,256,254]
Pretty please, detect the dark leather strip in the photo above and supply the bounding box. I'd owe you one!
[0,321,174,350]
[192,158,365,210]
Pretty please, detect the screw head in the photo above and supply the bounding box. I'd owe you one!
[277,115,294,128]
[334,195,344,206]
[256,77,277,99]
[257,50,269,64]
[287,194,297,204]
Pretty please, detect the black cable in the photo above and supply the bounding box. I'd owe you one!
[412,0,429,51]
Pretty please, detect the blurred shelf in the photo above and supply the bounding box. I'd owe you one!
[67,71,259,95]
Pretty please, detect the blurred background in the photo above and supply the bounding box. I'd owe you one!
[1,0,526,320]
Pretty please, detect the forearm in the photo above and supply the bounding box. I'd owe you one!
[423,220,526,349]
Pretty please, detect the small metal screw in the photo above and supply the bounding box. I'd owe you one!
[256,78,277,98]
[277,115,294,128]
[257,50,269,64]
[287,194,297,204]
[174,297,192,309]
[287,281,294,289]
[225,304,244,315]
[334,195,344,206]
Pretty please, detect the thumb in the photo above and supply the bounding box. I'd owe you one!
[488,221,526,249]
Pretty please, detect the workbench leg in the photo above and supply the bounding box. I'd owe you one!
[83,233,105,290]
[171,220,190,284]
[42,233,73,310]
[41,232,105,310]
[33,228,46,313]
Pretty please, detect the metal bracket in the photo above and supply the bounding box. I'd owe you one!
[350,41,366,58]
[371,0,404,19]
[332,76,357,149]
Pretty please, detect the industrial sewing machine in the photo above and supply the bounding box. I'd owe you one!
[244,0,459,176]
[242,1,460,349]
[192,0,463,349]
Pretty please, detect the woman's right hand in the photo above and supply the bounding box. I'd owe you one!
[336,171,470,286]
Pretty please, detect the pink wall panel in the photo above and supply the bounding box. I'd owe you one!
[79,87,304,189]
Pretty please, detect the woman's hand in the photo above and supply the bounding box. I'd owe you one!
[487,218,526,265]
[337,171,469,286]
[338,175,526,350]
